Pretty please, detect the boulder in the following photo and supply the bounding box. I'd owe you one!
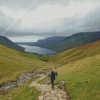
[57,81,65,89]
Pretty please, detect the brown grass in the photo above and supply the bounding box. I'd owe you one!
[45,40,100,65]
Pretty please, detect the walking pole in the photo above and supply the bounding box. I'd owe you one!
[48,74,49,80]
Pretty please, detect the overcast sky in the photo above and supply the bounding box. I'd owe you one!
[0,0,100,42]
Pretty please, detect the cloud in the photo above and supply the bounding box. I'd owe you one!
[12,0,98,32]
[7,35,47,42]
[0,0,100,42]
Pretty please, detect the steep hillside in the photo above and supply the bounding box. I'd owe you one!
[47,31,100,52]
[23,36,66,47]
[55,53,100,100]
[0,35,25,51]
[0,44,51,85]
[45,40,100,65]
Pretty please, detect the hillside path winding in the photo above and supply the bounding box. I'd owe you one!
[29,74,69,100]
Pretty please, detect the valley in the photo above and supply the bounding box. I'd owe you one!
[1,0,100,99]
[0,37,100,100]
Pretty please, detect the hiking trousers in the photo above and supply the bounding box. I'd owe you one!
[51,79,55,89]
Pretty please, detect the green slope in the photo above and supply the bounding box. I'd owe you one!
[45,40,100,65]
[0,35,25,51]
[0,44,51,85]
[55,53,100,100]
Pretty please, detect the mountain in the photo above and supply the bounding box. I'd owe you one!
[46,31,100,52]
[24,36,66,47]
[0,35,25,51]
[28,31,100,53]
[45,40,100,65]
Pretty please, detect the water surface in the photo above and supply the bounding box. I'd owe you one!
[19,45,56,54]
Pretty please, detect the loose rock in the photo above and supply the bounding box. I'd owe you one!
[0,71,41,96]
[29,75,70,100]
[57,81,65,88]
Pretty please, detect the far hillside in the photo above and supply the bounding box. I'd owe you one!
[45,40,100,65]
[19,36,66,47]
[0,35,25,51]
[27,31,100,53]
[47,31,100,52]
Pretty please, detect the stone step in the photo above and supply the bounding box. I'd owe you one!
[29,75,68,100]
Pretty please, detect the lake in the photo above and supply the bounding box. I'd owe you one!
[19,45,56,54]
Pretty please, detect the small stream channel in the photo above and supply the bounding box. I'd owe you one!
[0,69,51,96]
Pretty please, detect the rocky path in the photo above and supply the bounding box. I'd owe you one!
[29,74,69,100]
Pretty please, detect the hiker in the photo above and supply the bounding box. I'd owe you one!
[48,67,58,90]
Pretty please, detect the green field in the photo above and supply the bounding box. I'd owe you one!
[24,52,51,61]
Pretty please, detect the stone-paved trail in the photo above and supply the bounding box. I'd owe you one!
[29,74,69,100]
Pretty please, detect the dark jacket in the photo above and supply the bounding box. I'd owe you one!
[48,71,58,80]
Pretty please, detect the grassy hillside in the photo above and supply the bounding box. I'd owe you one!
[0,44,51,85]
[46,32,100,52]
[45,40,100,65]
[55,53,100,100]
[0,35,25,51]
